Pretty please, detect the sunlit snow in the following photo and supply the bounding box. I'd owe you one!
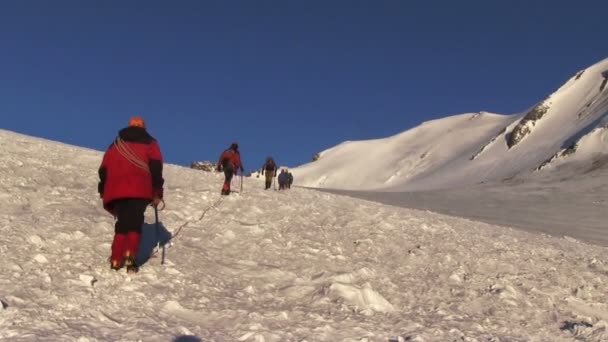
[2,127,608,341]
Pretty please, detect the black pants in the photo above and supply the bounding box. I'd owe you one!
[224,167,234,185]
[222,165,235,194]
[111,198,149,234]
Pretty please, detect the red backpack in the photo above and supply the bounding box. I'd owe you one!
[219,149,241,170]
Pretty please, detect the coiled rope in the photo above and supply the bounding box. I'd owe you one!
[114,137,149,173]
[114,137,166,210]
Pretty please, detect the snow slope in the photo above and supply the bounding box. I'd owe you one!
[293,57,608,191]
[2,129,608,341]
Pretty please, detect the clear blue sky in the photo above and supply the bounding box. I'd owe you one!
[1,1,607,172]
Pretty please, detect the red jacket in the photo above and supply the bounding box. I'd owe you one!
[98,127,164,212]
[218,148,243,172]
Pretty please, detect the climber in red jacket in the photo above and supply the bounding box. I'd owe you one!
[98,115,164,273]
[217,142,244,195]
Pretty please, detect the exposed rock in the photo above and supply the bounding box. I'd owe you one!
[536,141,578,171]
[470,127,506,160]
[190,161,216,172]
[507,102,550,148]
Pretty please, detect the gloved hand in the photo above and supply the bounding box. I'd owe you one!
[152,196,162,207]
[152,188,163,206]
[154,188,164,199]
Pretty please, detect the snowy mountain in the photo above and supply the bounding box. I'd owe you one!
[293,57,608,191]
[3,128,608,341]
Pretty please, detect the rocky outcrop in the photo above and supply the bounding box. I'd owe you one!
[536,141,578,171]
[190,161,216,172]
[470,127,506,160]
[507,102,550,148]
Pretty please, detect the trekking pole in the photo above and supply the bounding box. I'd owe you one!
[154,205,165,265]
[240,174,243,193]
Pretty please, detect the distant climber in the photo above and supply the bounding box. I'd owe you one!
[217,142,244,195]
[261,156,277,190]
[278,169,289,190]
[287,170,293,189]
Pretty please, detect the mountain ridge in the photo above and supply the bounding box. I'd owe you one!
[293,57,608,191]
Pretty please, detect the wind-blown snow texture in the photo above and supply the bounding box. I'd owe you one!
[2,128,608,341]
[294,57,608,192]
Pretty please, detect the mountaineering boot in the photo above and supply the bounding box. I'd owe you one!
[125,257,139,273]
[110,259,123,271]
[124,250,135,265]
[126,263,139,274]
[124,254,139,273]
[221,182,231,195]
[124,257,134,266]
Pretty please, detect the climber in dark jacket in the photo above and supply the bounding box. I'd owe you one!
[277,169,289,190]
[261,156,277,189]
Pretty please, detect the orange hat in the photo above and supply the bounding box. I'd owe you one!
[128,116,146,129]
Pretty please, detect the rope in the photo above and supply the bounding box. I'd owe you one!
[115,137,164,212]
[149,196,224,259]
[172,196,224,240]
[152,199,166,211]
[114,137,149,172]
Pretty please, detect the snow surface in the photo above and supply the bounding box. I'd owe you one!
[2,129,608,341]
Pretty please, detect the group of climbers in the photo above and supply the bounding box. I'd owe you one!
[260,156,293,190]
[277,168,293,190]
[97,116,295,273]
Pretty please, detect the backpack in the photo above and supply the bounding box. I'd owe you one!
[265,158,276,171]
[220,149,236,169]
